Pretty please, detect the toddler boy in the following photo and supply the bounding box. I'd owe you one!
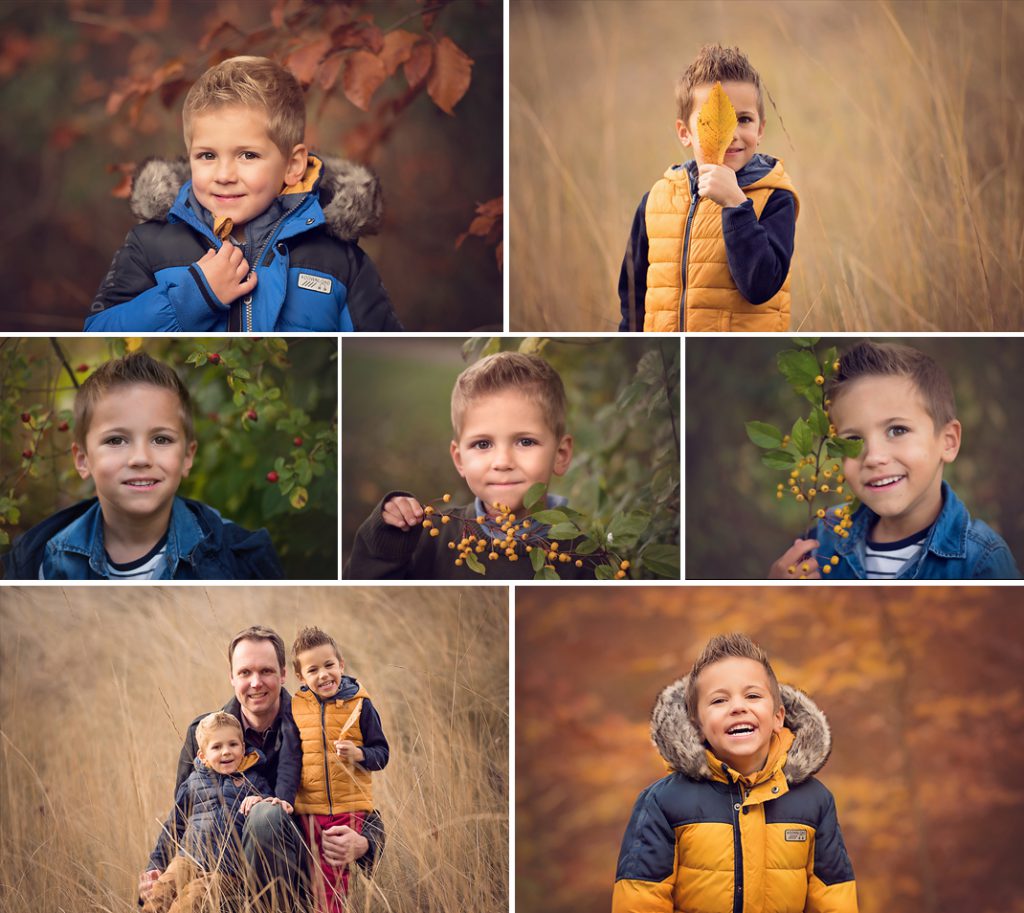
[769,341,1020,579]
[613,633,858,912]
[143,711,282,913]
[291,626,390,913]
[86,55,401,333]
[344,351,591,579]
[619,44,798,332]
[2,351,283,579]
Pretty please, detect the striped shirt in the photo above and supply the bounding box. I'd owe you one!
[864,527,930,579]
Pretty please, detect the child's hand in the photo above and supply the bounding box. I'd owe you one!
[382,495,424,531]
[265,797,294,814]
[768,538,821,579]
[697,164,747,209]
[196,242,258,305]
[240,795,264,816]
[334,739,365,763]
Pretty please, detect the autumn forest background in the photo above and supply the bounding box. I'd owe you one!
[517,586,1024,913]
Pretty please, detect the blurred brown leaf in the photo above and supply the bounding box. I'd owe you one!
[404,39,432,88]
[286,35,330,86]
[427,36,473,115]
[379,29,419,77]
[343,49,388,112]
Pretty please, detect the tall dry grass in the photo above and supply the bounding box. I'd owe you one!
[510,0,1024,331]
[0,586,508,912]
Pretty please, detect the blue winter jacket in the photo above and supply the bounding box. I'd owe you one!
[85,155,402,332]
[1,496,283,580]
[148,752,271,875]
[814,481,1020,579]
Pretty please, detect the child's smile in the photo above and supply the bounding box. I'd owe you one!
[298,643,344,700]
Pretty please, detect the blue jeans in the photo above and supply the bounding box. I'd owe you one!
[242,803,310,908]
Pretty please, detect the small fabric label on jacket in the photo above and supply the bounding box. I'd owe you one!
[784,828,808,842]
[298,273,332,294]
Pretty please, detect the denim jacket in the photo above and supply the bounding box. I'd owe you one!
[814,481,1020,580]
[2,496,283,580]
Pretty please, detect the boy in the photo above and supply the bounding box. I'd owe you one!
[344,351,592,580]
[2,351,283,579]
[85,56,401,333]
[291,626,390,913]
[613,633,858,913]
[769,341,1020,579]
[618,44,798,332]
[143,711,284,913]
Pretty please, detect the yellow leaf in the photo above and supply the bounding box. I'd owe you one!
[289,486,309,510]
[696,81,738,166]
[213,216,233,240]
[124,337,143,352]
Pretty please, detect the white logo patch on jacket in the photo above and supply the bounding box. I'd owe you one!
[297,273,332,294]
[784,828,808,842]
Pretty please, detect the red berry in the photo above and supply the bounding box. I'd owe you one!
[20,412,31,423]
[293,436,303,447]
[246,410,258,421]
[58,421,69,432]
[76,363,88,372]
[266,471,279,483]
[208,353,221,365]
[22,449,33,459]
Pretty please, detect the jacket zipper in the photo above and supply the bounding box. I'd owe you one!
[320,700,334,814]
[244,196,311,332]
[725,766,745,913]
[678,189,700,331]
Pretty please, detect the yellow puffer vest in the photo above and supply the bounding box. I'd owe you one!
[644,160,799,332]
[292,684,375,814]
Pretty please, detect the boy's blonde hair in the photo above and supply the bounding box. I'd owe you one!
[73,352,194,449]
[676,44,765,123]
[451,352,567,439]
[291,625,343,675]
[182,56,305,155]
[826,341,957,429]
[684,633,782,724]
[196,711,243,752]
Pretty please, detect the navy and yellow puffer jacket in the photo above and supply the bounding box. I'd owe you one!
[613,680,857,913]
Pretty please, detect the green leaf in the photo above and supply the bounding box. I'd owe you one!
[761,449,796,469]
[232,390,245,407]
[267,387,282,400]
[809,406,830,437]
[547,522,580,540]
[607,510,650,548]
[745,420,783,449]
[574,538,600,556]
[616,382,647,411]
[529,548,547,572]
[529,509,568,525]
[534,566,560,581]
[595,564,617,580]
[464,551,485,575]
[523,482,547,513]
[830,436,864,458]
[232,367,251,381]
[791,417,813,455]
[822,346,839,376]
[0,529,8,546]
[640,543,680,579]
[289,486,308,509]
[791,337,819,348]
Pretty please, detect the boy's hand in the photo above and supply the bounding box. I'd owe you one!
[334,739,365,763]
[196,242,258,305]
[381,495,424,531]
[697,164,747,209]
[138,869,161,901]
[240,795,263,816]
[265,797,294,814]
[768,538,821,579]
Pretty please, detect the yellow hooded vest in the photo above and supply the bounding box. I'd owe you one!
[292,683,375,815]
[644,160,799,332]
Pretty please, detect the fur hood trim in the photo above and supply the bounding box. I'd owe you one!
[650,677,831,785]
[129,154,382,240]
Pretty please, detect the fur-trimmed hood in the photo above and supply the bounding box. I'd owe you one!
[128,154,382,241]
[650,677,831,785]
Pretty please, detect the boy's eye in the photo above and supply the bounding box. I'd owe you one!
[469,440,492,450]
[240,151,260,160]
[104,435,127,446]
[195,152,214,161]
[517,438,539,447]
[887,425,909,438]
[152,435,174,445]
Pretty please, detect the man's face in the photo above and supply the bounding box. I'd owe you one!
[450,390,573,516]
[677,80,765,171]
[72,384,196,528]
[695,657,784,776]
[189,104,306,237]
[230,638,284,722]
[296,643,344,700]
[198,725,245,774]
[831,375,961,541]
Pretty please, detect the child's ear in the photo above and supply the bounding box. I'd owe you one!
[71,442,91,481]
[552,434,574,477]
[285,143,309,186]
[450,440,467,478]
[773,701,786,732]
[182,440,198,478]
[676,119,693,149]
[939,419,962,464]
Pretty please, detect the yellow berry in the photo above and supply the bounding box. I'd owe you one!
[815,375,825,385]
[808,488,816,498]
[830,555,839,565]
[526,546,533,553]
[488,552,498,561]
[455,558,463,566]
[790,469,799,478]
[575,560,583,568]
[801,563,809,573]
[548,551,558,561]
[832,360,840,372]
[429,528,440,537]
[836,485,843,494]
[447,541,456,550]
[823,470,832,478]
[790,485,799,494]
[615,570,626,579]
[476,516,485,524]
[777,483,784,490]
[509,513,516,522]
[822,565,832,574]
[442,493,451,503]
[522,520,531,528]
[550,542,559,551]
[620,560,630,570]
[816,509,825,518]
[776,492,784,499]
[820,483,829,492]
[796,494,805,502]
[422,519,433,528]
[787,565,796,575]
[424,505,435,515]
[837,474,845,483]
[559,553,571,563]
[509,554,518,562]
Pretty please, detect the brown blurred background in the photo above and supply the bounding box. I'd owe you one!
[510,0,1024,331]
[516,585,1024,913]
[0,0,501,331]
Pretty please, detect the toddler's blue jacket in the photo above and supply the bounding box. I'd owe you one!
[85,155,402,333]
[814,481,1020,579]
[1,496,283,580]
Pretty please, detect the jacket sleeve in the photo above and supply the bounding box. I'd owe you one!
[344,246,403,331]
[618,194,650,332]
[972,542,1022,579]
[85,229,228,332]
[273,709,301,806]
[805,790,858,913]
[343,492,424,579]
[721,189,796,304]
[148,779,191,872]
[355,808,385,874]
[226,524,285,580]
[357,699,390,771]
[611,784,677,913]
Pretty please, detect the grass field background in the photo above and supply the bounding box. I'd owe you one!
[510,0,1024,331]
[0,586,508,912]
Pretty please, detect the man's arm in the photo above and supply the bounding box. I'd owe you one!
[357,699,389,771]
[721,189,796,305]
[273,707,301,806]
[343,492,424,579]
[617,194,650,332]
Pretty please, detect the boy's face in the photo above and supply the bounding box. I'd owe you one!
[831,375,961,540]
[695,657,784,777]
[72,384,196,526]
[198,725,245,774]
[677,80,765,172]
[450,390,573,516]
[296,643,344,700]
[189,104,308,237]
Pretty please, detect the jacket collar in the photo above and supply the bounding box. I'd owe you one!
[673,152,780,191]
[296,674,367,704]
[193,747,265,777]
